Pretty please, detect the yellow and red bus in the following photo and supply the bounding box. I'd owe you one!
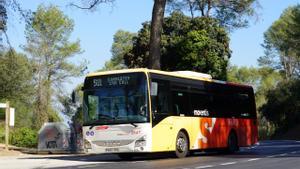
[82,68,258,158]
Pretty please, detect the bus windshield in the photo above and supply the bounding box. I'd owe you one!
[83,72,148,125]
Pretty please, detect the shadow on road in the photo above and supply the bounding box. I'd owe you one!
[19,140,300,163]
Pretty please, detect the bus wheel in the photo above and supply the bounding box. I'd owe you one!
[175,131,189,158]
[117,153,134,160]
[227,131,239,153]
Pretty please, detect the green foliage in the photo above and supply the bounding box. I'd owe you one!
[0,49,34,129]
[167,0,260,30]
[227,66,260,87]
[124,12,230,80]
[260,79,300,132]
[259,5,300,79]
[257,5,300,138]
[0,49,33,102]
[0,123,4,143]
[10,127,37,148]
[101,30,136,71]
[23,4,85,129]
[0,0,7,33]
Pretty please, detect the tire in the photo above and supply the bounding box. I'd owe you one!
[175,131,189,158]
[117,153,134,160]
[227,131,239,153]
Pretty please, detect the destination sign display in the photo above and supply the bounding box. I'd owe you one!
[84,73,145,89]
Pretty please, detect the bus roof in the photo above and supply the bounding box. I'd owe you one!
[86,68,252,88]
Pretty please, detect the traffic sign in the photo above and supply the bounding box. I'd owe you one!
[0,103,7,108]
[9,108,15,127]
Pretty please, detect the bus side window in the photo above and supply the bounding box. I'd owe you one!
[172,90,190,116]
[190,91,211,117]
[151,80,170,115]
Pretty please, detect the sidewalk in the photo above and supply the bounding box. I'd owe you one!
[0,144,25,156]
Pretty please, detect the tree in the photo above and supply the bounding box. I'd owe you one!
[101,30,136,71]
[124,12,230,79]
[72,0,258,70]
[71,0,167,69]
[167,0,260,30]
[0,0,7,42]
[260,79,300,132]
[0,49,33,102]
[227,65,260,87]
[0,0,31,48]
[259,5,300,79]
[23,5,85,129]
[149,0,167,69]
[0,49,34,128]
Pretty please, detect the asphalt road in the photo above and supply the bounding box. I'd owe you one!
[2,140,300,169]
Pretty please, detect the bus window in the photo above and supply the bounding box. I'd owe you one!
[151,80,170,115]
[172,90,190,116]
[87,95,99,120]
[151,79,170,125]
[190,91,212,117]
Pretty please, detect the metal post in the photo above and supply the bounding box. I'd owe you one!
[5,101,9,151]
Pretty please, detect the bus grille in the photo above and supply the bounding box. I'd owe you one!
[92,140,134,147]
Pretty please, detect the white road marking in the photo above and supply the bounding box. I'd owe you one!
[291,151,297,154]
[195,165,214,169]
[267,155,276,158]
[78,164,99,168]
[247,158,261,162]
[128,161,146,163]
[220,162,237,166]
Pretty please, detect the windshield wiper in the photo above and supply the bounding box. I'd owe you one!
[130,122,138,128]
[114,117,138,128]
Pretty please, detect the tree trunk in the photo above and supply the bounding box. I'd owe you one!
[148,0,166,70]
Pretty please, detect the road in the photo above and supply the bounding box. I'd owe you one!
[1,140,300,169]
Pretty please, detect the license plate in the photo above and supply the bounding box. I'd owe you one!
[105,148,119,152]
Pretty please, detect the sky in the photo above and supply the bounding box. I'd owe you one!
[5,0,300,91]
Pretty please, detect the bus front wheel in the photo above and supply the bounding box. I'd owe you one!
[175,131,189,158]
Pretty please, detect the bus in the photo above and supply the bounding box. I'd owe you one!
[82,68,258,158]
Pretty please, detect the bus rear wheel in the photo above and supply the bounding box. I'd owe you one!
[227,131,239,153]
[175,131,189,158]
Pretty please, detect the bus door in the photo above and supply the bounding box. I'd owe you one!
[151,79,174,151]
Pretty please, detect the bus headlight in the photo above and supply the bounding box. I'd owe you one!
[84,139,92,149]
[134,135,146,150]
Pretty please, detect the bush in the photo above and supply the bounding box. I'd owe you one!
[260,79,300,132]
[10,127,37,148]
[0,125,4,143]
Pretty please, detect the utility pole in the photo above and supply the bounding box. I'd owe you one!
[5,101,9,151]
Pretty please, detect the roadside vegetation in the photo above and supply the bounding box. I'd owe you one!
[0,1,299,148]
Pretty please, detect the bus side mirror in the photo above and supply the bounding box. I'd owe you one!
[71,91,76,103]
